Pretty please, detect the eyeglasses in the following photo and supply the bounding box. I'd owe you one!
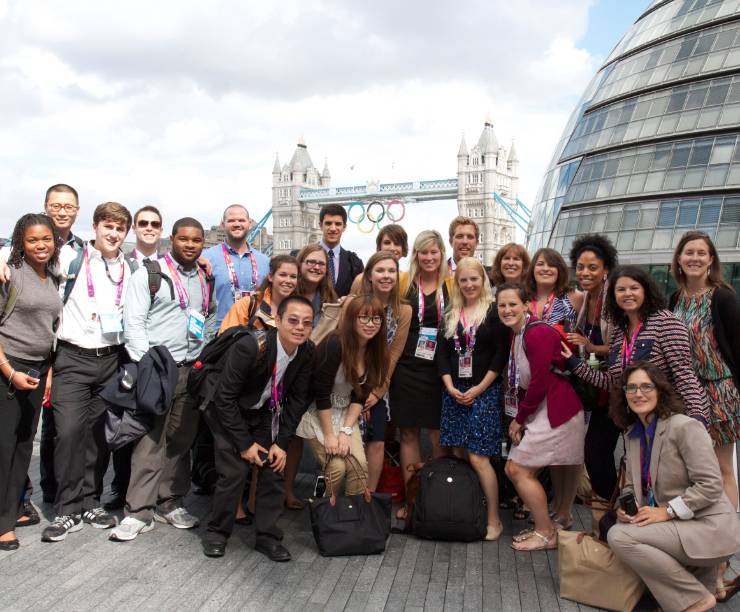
[304,259,326,269]
[47,203,79,213]
[358,315,383,326]
[137,219,162,229]
[623,383,657,395]
[285,316,314,328]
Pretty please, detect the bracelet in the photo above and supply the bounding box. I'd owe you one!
[0,359,9,369]
[7,368,16,383]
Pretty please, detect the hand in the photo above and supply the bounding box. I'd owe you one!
[240,442,268,467]
[324,433,340,456]
[560,341,574,360]
[268,444,287,473]
[459,384,480,406]
[10,372,40,391]
[615,507,632,523]
[364,392,380,410]
[566,333,590,352]
[337,432,351,456]
[0,260,10,283]
[197,257,213,277]
[446,386,465,403]
[44,370,53,407]
[508,420,524,445]
[631,506,671,527]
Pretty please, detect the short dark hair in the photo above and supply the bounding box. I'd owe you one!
[45,184,78,207]
[93,202,132,231]
[171,217,204,236]
[319,204,347,224]
[605,265,666,326]
[134,205,162,226]
[526,248,570,298]
[376,224,408,257]
[608,361,685,430]
[496,281,529,303]
[569,233,618,271]
[276,294,314,318]
[8,213,61,270]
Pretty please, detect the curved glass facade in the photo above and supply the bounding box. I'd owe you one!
[528,0,740,275]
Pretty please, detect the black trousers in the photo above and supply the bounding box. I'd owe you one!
[204,407,283,546]
[110,443,132,498]
[191,414,217,490]
[584,407,621,500]
[39,406,56,500]
[0,356,48,534]
[51,344,123,517]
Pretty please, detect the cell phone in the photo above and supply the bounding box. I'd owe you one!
[313,475,327,498]
[618,492,638,516]
[26,368,41,381]
[258,451,269,465]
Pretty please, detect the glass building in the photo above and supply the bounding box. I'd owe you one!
[527,0,740,292]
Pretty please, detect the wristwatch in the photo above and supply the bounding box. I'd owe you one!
[339,426,353,436]
[665,504,675,519]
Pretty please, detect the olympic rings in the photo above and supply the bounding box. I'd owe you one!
[347,201,365,224]
[385,198,406,222]
[346,199,407,232]
[365,201,386,224]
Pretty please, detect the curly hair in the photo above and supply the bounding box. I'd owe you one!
[604,265,666,327]
[569,233,618,271]
[7,213,61,270]
[608,361,685,430]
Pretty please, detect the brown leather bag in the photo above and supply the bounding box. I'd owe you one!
[310,302,342,344]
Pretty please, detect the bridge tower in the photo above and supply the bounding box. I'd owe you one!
[456,118,518,265]
[272,137,329,255]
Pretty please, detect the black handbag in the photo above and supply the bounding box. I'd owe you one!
[309,455,392,557]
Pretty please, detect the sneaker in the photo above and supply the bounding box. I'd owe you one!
[109,517,154,541]
[41,515,83,542]
[82,507,116,529]
[154,507,199,529]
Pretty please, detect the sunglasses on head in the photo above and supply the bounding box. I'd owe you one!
[137,219,162,229]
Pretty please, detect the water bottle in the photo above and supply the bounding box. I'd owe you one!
[587,352,600,369]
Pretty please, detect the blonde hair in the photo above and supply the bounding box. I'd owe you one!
[406,230,447,299]
[444,257,493,338]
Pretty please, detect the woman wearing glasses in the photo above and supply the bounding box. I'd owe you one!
[297,295,389,494]
[296,243,337,327]
[608,362,740,610]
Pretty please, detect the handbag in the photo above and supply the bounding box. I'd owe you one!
[558,531,645,612]
[377,455,405,504]
[309,455,392,557]
[310,302,342,344]
[581,435,627,541]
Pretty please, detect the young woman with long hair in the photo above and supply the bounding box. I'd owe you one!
[296,243,337,326]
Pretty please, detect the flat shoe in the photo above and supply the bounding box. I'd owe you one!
[202,540,226,558]
[0,539,19,551]
[485,524,503,541]
[255,540,291,562]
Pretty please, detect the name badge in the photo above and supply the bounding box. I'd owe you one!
[234,289,253,301]
[415,326,438,360]
[458,354,473,378]
[99,311,123,334]
[504,392,518,418]
[188,309,206,339]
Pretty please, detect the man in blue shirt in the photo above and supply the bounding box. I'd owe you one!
[202,205,269,327]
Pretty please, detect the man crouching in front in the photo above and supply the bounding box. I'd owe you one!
[202,295,314,561]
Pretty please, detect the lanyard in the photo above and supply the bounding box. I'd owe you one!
[222,243,259,292]
[639,428,656,506]
[621,321,643,368]
[507,314,530,391]
[453,309,478,356]
[84,245,125,307]
[531,292,555,323]
[163,254,209,314]
[417,277,444,326]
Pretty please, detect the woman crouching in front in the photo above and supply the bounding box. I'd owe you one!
[608,361,740,611]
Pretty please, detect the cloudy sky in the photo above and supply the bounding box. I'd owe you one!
[0,0,647,260]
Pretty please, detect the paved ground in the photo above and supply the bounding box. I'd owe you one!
[3,455,740,611]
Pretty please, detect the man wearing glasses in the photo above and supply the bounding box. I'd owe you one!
[129,206,163,264]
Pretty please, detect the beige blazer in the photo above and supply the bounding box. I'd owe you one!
[623,414,740,559]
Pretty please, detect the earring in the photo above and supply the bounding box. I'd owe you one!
[679,267,683,275]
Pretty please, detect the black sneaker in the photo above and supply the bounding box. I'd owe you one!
[82,507,116,529]
[41,515,83,542]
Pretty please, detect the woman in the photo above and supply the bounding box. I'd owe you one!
[497,282,585,551]
[437,257,509,540]
[390,230,449,519]
[349,224,409,295]
[355,251,411,491]
[608,362,740,610]
[296,243,337,326]
[524,247,577,331]
[490,242,530,288]
[297,295,388,494]
[564,265,710,424]
[0,214,62,550]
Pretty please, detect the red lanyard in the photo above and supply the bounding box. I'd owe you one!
[453,309,477,355]
[621,321,643,368]
[417,277,443,326]
[84,245,125,307]
[163,254,209,314]
[531,292,555,323]
[222,243,258,292]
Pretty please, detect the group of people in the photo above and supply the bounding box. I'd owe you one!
[1,184,739,610]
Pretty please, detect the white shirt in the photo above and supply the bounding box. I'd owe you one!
[320,240,341,283]
[251,335,297,410]
[57,243,132,348]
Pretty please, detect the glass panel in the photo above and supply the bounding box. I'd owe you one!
[592,213,606,233]
[683,167,706,188]
[623,209,640,229]
[658,202,678,226]
[716,226,739,247]
[577,214,594,234]
[727,163,740,185]
[605,210,622,230]
[653,229,673,249]
[618,231,635,251]
[689,139,713,165]
[699,198,723,225]
[710,136,737,164]
[704,164,729,186]
[640,207,659,228]
[677,201,699,226]
[663,170,685,190]
[721,198,740,223]
[634,230,654,250]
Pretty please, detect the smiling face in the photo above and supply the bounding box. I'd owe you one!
[171,226,204,267]
[625,368,658,421]
[23,223,56,269]
[614,275,645,316]
[457,266,483,304]
[533,255,558,289]
[500,250,524,282]
[354,307,383,341]
[300,249,327,286]
[320,214,346,248]
[379,236,404,260]
[678,238,713,283]
[270,263,299,301]
[417,243,442,275]
[134,210,162,249]
[221,206,250,243]
[370,258,398,295]
[450,224,478,262]
[93,218,128,257]
[497,288,529,330]
[45,191,79,234]
[576,250,607,292]
[276,301,314,350]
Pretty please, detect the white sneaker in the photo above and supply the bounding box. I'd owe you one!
[109,516,155,541]
[154,507,199,529]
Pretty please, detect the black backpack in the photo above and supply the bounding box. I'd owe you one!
[412,457,487,542]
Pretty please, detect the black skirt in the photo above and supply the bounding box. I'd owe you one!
[389,355,442,429]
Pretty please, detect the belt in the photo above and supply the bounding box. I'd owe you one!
[57,340,123,358]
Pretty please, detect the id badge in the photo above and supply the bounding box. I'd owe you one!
[234,289,252,301]
[414,326,438,360]
[99,311,123,334]
[504,392,518,418]
[458,354,473,378]
[188,309,206,339]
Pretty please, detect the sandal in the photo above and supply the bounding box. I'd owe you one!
[511,529,558,551]
[717,575,740,603]
[395,505,408,520]
[552,515,574,531]
[513,499,530,521]
[512,527,535,543]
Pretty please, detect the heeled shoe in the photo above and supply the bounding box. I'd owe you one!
[485,524,503,541]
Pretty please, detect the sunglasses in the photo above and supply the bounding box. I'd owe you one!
[285,316,314,328]
[137,219,162,229]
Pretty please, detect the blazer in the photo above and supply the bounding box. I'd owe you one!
[334,247,364,298]
[212,328,314,453]
[622,414,740,560]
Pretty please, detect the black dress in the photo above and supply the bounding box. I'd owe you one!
[389,284,448,429]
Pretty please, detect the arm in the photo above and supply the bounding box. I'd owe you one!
[123,268,153,362]
[218,296,251,334]
[371,304,411,398]
[515,325,557,425]
[277,341,315,451]
[313,336,343,411]
[714,288,740,379]
[203,293,218,344]
[487,308,510,376]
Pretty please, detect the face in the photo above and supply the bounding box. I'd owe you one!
[300,250,327,285]
[93,218,128,255]
[320,214,346,247]
[354,309,383,341]
[45,191,79,233]
[500,250,524,282]
[417,243,442,275]
[23,224,56,268]
[614,276,645,315]
[134,211,162,248]
[497,289,529,329]
[171,227,204,266]
[450,224,478,261]
[379,236,404,260]
[370,258,397,294]
[678,238,713,281]
[457,266,483,303]
[276,302,314,347]
[270,263,298,300]
[221,206,250,242]
[533,255,558,287]
[576,250,607,292]
[624,369,658,419]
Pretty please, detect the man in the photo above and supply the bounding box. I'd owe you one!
[109,218,216,541]
[318,204,363,298]
[129,205,163,264]
[202,205,269,328]
[41,202,133,542]
[447,215,480,273]
[202,295,314,561]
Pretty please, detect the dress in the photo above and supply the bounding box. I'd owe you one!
[440,381,503,456]
[674,289,740,445]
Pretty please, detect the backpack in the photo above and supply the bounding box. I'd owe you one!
[411,456,487,542]
[187,327,268,411]
[62,247,137,305]
[0,266,60,328]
